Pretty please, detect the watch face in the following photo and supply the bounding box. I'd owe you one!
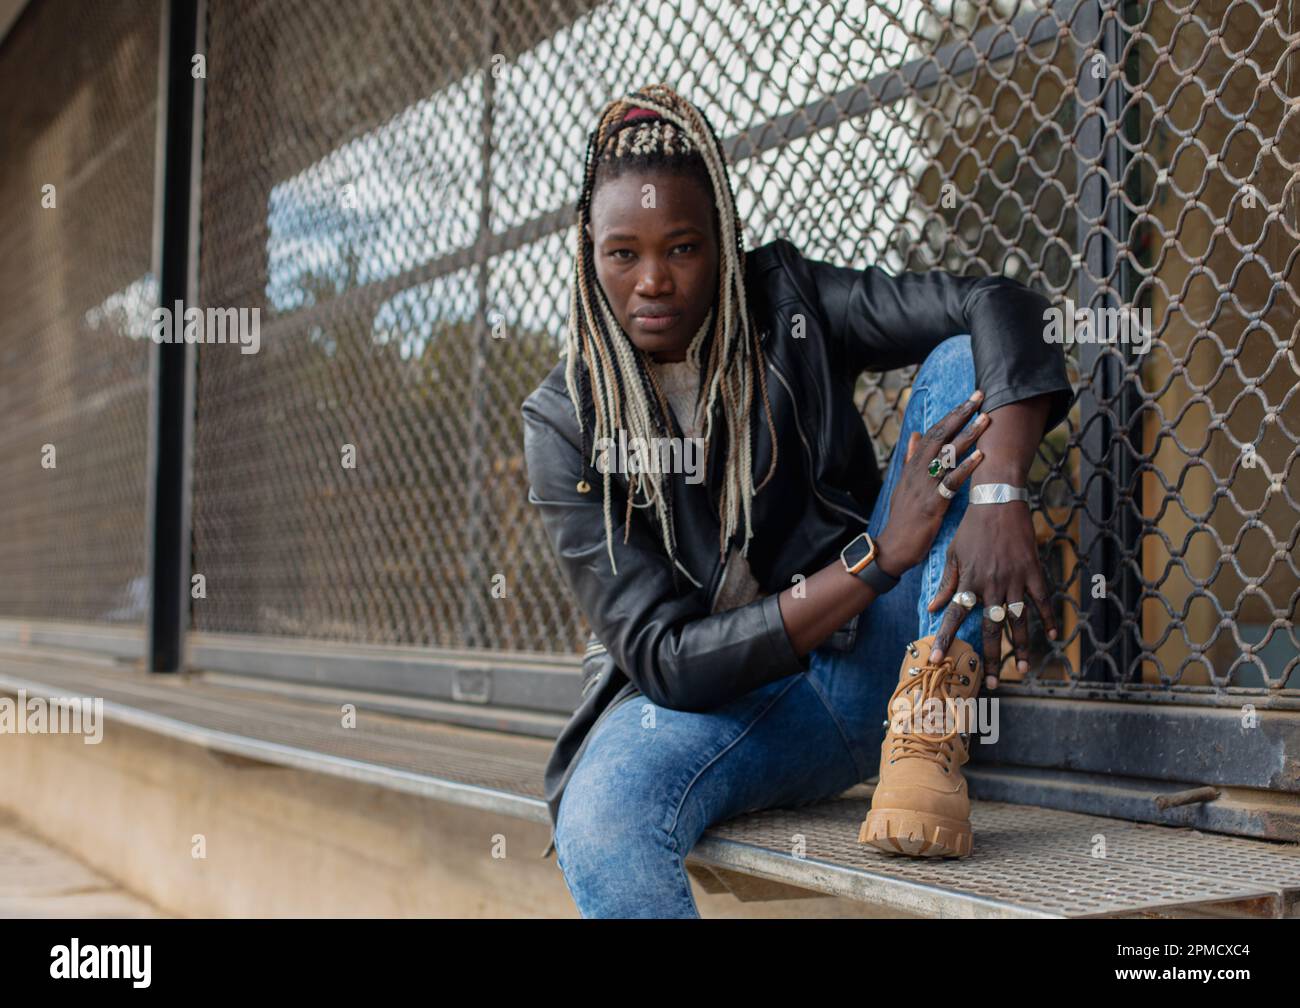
[841,532,875,574]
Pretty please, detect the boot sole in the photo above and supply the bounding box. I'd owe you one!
[858,809,973,858]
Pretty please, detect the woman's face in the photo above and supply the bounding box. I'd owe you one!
[585,169,719,363]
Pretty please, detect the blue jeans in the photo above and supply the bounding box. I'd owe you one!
[554,334,985,917]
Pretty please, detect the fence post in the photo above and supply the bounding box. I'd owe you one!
[145,0,204,673]
[1073,0,1143,682]
[459,0,498,650]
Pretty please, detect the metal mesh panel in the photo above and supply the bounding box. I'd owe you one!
[1013,0,1300,693]
[0,0,159,625]
[189,0,1299,698]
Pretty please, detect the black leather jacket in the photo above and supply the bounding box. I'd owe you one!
[521,237,1071,858]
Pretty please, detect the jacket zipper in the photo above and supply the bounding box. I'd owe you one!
[580,645,606,697]
[708,552,729,611]
[767,355,871,526]
[690,396,727,606]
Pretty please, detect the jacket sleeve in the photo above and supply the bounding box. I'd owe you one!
[794,240,1073,433]
[521,384,810,713]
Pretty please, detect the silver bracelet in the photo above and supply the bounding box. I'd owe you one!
[970,483,1030,505]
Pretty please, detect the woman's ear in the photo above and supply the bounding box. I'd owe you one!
[584,222,593,243]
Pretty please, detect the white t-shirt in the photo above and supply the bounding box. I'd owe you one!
[648,355,763,614]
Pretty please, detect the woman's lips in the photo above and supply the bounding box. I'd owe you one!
[634,312,681,333]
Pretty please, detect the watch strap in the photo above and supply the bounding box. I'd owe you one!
[840,532,901,594]
[857,554,900,594]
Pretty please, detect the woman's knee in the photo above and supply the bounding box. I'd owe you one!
[553,766,676,872]
[553,756,703,917]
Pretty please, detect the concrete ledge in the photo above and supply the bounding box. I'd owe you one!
[0,642,905,916]
[3,643,1300,918]
[0,704,906,918]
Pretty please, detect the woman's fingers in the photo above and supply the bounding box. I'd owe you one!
[922,389,983,447]
[904,431,921,465]
[922,411,987,488]
[938,448,983,496]
[981,606,1005,685]
[1007,592,1032,674]
[1027,569,1058,641]
[929,597,971,663]
[950,410,990,458]
[927,551,960,613]
[917,447,983,620]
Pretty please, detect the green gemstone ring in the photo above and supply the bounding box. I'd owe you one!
[927,457,945,478]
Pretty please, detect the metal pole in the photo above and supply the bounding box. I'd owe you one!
[145,0,203,673]
[459,0,497,650]
[1073,0,1141,683]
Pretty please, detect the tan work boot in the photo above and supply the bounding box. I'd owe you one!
[858,633,983,858]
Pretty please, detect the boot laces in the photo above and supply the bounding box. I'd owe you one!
[886,654,970,770]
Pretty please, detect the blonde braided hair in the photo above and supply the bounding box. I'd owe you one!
[563,84,779,577]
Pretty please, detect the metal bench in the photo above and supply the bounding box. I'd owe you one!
[2,638,1298,919]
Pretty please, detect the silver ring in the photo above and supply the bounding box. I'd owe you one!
[987,604,1007,623]
[936,482,955,500]
[955,590,978,609]
[1007,601,1025,619]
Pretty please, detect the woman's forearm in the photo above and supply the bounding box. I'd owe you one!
[776,535,905,655]
[972,394,1050,482]
[776,395,1050,657]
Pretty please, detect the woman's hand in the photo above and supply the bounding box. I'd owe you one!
[925,395,1059,689]
[928,503,1057,685]
[872,390,989,577]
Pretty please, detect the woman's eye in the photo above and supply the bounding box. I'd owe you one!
[607,245,693,260]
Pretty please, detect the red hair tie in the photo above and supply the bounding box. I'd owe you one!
[621,106,658,122]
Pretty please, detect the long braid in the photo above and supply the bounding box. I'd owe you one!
[562,83,780,575]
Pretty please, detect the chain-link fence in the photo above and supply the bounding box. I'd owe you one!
[0,0,160,626]
[2,0,1296,704]
[188,0,1299,699]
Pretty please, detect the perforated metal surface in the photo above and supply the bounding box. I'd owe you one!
[701,792,1300,917]
[4,644,1299,917]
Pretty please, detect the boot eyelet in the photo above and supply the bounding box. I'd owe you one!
[960,675,970,686]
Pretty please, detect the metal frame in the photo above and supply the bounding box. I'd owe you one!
[1072,0,1144,683]
[145,0,204,674]
[458,0,498,652]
